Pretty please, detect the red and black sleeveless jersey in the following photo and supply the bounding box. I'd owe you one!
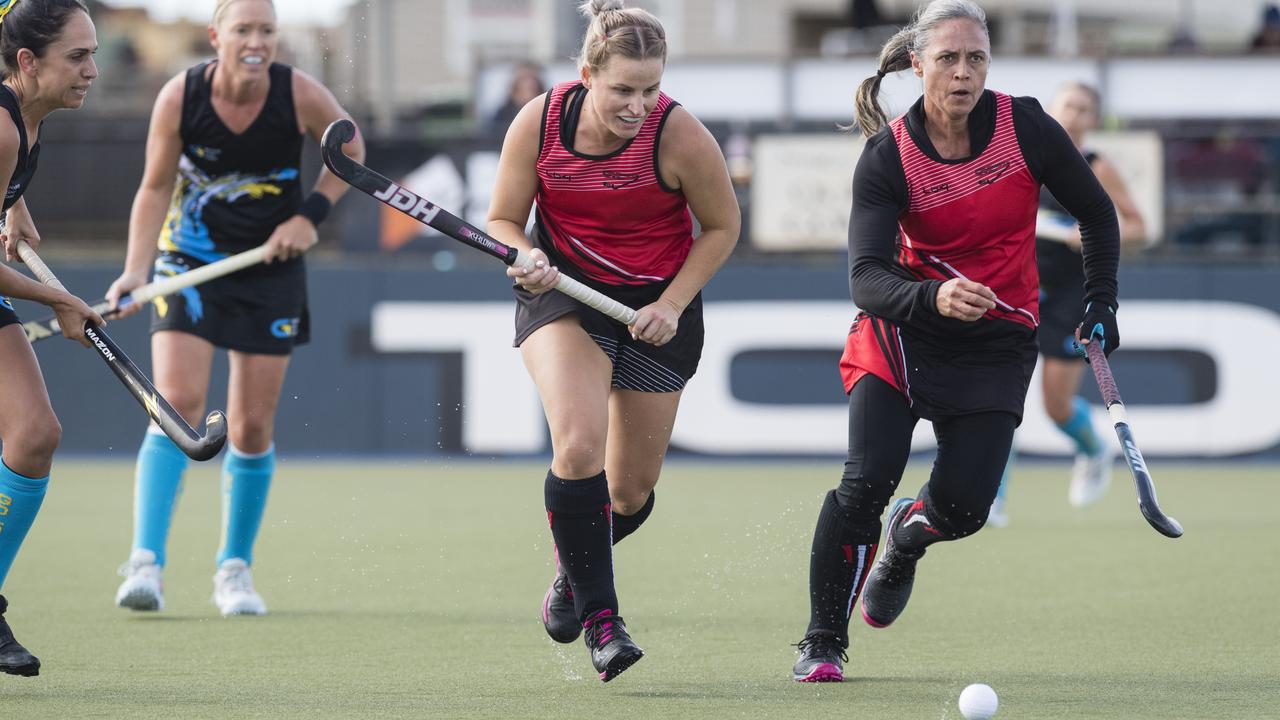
[534,81,693,286]
[891,91,1040,330]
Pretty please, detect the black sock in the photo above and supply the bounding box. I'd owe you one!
[544,469,617,622]
[806,490,879,646]
[611,490,655,545]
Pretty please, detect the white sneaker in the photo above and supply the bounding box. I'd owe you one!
[1069,445,1116,507]
[212,558,267,617]
[115,549,164,611]
[986,497,1009,528]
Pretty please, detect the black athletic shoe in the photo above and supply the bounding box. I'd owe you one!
[0,595,40,677]
[861,497,923,628]
[541,563,581,644]
[792,632,847,682]
[583,609,643,682]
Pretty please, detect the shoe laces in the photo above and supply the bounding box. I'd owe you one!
[552,573,574,601]
[217,565,255,595]
[583,609,627,649]
[794,633,847,664]
[117,558,159,579]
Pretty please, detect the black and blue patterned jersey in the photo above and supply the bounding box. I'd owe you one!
[0,84,41,212]
[160,60,303,263]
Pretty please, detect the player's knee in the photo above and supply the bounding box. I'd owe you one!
[1044,394,1073,425]
[10,410,62,463]
[551,435,607,479]
[833,472,895,521]
[229,416,274,454]
[610,484,654,515]
[924,495,987,539]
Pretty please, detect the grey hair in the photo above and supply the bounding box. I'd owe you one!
[852,0,989,137]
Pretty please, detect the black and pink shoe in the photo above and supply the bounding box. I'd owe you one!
[861,497,923,628]
[792,632,847,682]
[583,609,643,682]
[541,566,580,643]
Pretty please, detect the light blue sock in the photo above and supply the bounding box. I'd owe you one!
[1057,396,1103,457]
[0,461,49,590]
[217,444,274,567]
[132,430,190,567]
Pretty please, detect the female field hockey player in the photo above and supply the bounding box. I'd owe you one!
[106,0,363,617]
[989,81,1147,526]
[791,0,1122,682]
[0,0,104,677]
[487,0,739,682]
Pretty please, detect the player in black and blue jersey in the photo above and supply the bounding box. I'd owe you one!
[106,0,363,617]
[0,0,105,678]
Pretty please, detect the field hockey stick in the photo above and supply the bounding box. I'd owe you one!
[1085,341,1183,538]
[16,241,227,461]
[320,119,638,325]
[23,245,269,343]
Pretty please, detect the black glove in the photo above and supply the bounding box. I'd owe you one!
[1075,301,1119,358]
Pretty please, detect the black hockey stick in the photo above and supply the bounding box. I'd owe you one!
[17,241,227,461]
[320,119,638,325]
[23,245,269,343]
[1085,341,1183,538]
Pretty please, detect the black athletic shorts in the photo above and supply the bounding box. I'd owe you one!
[0,296,19,329]
[1038,287,1085,360]
[149,251,309,355]
[513,273,703,394]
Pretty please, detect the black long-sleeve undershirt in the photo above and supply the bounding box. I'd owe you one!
[848,91,1119,339]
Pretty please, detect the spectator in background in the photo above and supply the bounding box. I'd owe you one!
[1250,4,1280,52]
[488,60,544,134]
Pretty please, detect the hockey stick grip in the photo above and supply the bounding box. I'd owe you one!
[16,242,68,293]
[23,245,270,343]
[128,245,269,305]
[1085,341,1122,408]
[513,251,638,326]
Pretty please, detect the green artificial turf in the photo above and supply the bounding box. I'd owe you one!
[2,459,1276,719]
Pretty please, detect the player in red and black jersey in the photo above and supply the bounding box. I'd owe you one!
[487,0,739,682]
[792,0,1121,683]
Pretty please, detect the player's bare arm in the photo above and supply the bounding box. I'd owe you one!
[107,73,184,317]
[488,94,559,293]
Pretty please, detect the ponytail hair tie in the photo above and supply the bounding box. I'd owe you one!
[876,69,887,79]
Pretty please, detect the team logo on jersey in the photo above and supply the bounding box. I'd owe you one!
[974,160,1010,185]
[602,170,640,189]
[270,317,300,339]
[189,144,222,162]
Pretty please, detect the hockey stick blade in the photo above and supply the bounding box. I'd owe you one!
[1086,341,1183,538]
[17,241,227,461]
[84,325,228,461]
[321,119,638,325]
